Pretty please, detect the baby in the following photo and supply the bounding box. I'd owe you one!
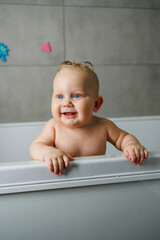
[30,61,148,175]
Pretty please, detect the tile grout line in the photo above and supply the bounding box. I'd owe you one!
[0,2,160,10]
[62,0,66,61]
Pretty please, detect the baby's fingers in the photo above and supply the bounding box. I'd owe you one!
[129,149,137,164]
[56,155,74,175]
[53,158,59,175]
[45,158,60,175]
[44,153,74,175]
[139,149,149,165]
[144,149,149,159]
[139,149,144,165]
[45,158,54,173]
[67,153,74,161]
[57,157,64,175]
[63,154,74,169]
[135,148,140,164]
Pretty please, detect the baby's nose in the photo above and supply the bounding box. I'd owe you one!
[63,98,73,107]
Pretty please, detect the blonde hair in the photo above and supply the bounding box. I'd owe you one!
[57,60,99,95]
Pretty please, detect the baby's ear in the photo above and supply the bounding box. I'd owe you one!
[94,96,103,112]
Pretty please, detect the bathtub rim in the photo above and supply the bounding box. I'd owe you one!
[0,151,160,195]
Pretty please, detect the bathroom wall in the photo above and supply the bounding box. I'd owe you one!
[0,0,160,123]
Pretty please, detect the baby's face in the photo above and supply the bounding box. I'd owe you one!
[52,67,98,128]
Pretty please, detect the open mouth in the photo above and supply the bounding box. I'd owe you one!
[62,112,77,118]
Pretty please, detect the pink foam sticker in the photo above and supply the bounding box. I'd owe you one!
[41,42,51,52]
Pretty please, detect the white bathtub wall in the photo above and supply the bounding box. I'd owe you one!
[0,1,160,123]
[0,122,45,163]
[0,152,160,239]
[0,116,160,163]
[0,179,160,240]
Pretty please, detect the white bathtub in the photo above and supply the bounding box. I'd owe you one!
[0,116,160,240]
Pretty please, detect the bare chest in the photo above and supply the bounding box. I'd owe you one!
[54,126,107,157]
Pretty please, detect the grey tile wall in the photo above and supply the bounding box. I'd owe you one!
[65,7,160,64]
[0,1,160,123]
[0,67,57,122]
[95,65,160,117]
[0,5,64,65]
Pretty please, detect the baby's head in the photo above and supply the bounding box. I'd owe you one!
[52,61,103,128]
[56,61,99,97]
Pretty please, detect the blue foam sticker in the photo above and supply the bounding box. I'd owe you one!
[0,43,9,62]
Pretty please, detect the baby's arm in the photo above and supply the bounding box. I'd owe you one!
[29,119,74,175]
[106,120,148,165]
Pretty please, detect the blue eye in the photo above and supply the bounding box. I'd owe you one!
[57,95,64,99]
[73,94,80,98]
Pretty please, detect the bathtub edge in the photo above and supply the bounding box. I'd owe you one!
[0,151,160,195]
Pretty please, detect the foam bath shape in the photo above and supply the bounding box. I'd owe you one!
[41,42,51,52]
[0,43,9,62]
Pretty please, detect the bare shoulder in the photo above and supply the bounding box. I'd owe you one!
[45,118,56,128]
[39,118,56,133]
[94,116,114,128]
[94,117,123,135]
[33,118,56,144]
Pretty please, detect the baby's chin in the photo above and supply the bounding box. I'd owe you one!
[53,113,94,129]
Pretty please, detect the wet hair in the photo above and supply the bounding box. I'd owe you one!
[57,60,99,96]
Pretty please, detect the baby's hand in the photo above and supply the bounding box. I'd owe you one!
[43,149,74,175]
[124,144,148,165]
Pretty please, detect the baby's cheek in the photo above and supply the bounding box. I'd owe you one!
[83,107,93,119]
[52,104,60,117]
[84,102,94,113]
